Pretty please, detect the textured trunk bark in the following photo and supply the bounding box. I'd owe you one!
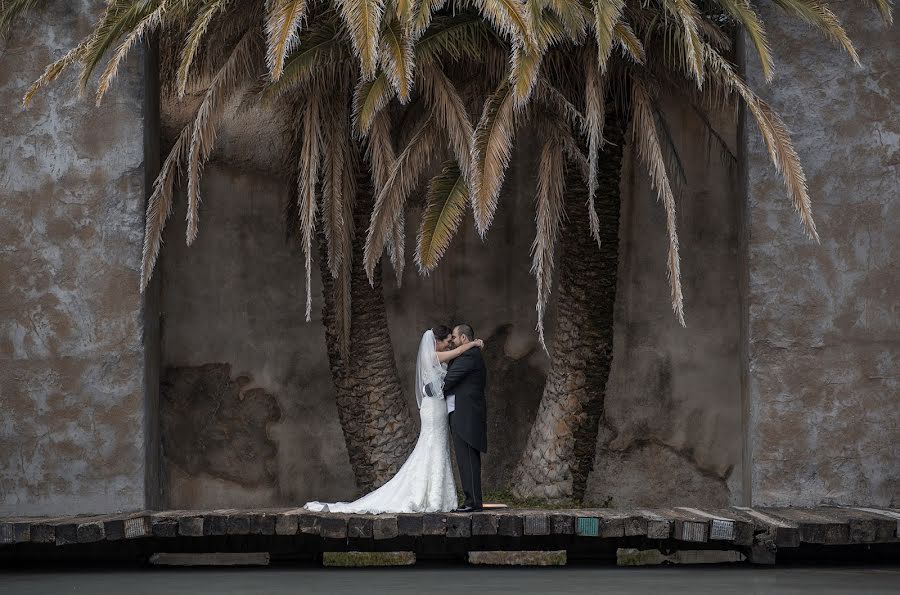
[511,111,624,502]
[317,173,417,492]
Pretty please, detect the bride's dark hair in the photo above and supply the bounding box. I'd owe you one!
[432,325,451,341]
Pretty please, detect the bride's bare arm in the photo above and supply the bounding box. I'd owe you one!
[436,339,484,363]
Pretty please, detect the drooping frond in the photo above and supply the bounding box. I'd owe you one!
[661,0,705,86]
[97,0,174,105]
[418,65,474,180]
[547,0,590,40]
[78,0,157,93]
[471,80,517,236]
[335,0,385,79]
[470,0,536,51]
[631,78,685,326]
[411,0,447,38]
[583,45,605,248]
[380,15,415,102]
[185,29,258,246]
[530,130,566,350]
[366,108,398,188]
[864,0,894,25]
[771,0,859,64]
[386,209,406,285]
[353,72,394,135]
[265,0,308,80]
[176,0,234,97]
[322,96,356,279]
[416,160,469,272]
[23,42,86,105]
[590,0,624,72]
[261,19,343,99]
[717,0,773,81]
[704,45,818,241]
[364,113,440,281]
[0,0,42,35]
[140,126,191,292]
[297,90,324,320]
[415,12,492,64]
[613,20,645,64]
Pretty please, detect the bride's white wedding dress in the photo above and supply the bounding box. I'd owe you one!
[304,330,457,514]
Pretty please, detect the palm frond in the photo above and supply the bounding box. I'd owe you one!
[416,160,469,272]
[366,108,398,188]
[261,19,343,99]
[380,15,415,102]
[297,89,324,320]
[78,0,157,93]
[661,0,705,86]
[415,13,493,64]
[23,42,86,105]
[185,28,258,246]
[583,45,605,249]
[353,72,395,135]
[411,0,447,38]
[717,0,773,81]
[418,65,474,180]
[140,126,191,292]
[590,0,624,72]
[613,20,644,64]
[0,0,41,35]
[772,0,859,64]
[96,0,174,105]
[265,0,308,80]
[364,113,440,281]
[864,0,893,25]
[386,209,406,285]
[335,0,385,79]
[704,45,818,241]
[176,0,234,97]
[547,0,590,40]
[530,130,566,350]
[471,80,517,237]
[322,97,356,279]
[631,78,685,326]
[470,0,536,51]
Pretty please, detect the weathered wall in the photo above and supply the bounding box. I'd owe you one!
[0,1,159,514]
[742,6,900,507]
[158,104,743,507]
[585,99,744,508]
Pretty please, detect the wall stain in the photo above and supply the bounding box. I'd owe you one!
[161,363,281,489]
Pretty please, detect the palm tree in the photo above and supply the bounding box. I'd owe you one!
[364,0,892,502]
[3,0,528,490]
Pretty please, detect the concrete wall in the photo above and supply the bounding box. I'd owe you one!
[0,1,159,514]
[742,6,900,506]
[585,99,744,508]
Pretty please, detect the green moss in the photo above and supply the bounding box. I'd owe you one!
[481,488,581,510]
[322,551,415,567]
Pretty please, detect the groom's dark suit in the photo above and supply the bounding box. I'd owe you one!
[443,346,487,509]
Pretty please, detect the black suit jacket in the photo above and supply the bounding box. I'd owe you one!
[444,347,487,453]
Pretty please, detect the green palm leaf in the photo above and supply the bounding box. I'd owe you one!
[416,161,469,272]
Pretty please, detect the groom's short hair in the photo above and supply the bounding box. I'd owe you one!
[455,323,475,341]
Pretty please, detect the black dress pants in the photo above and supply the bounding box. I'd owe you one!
[450,414,482,509]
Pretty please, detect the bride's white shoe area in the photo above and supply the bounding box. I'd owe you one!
[304,396,457,514]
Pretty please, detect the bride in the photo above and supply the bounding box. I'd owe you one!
[304,325,484,514]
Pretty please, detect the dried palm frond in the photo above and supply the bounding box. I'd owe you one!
[547,0,590,40]
[96,2,177,105]
[530,127,566,350]
[23,42,86,105]
[590,0,624,72]
[471,80,517,236]
[335,0,385,79]
[140,127,191,292]
[470,0,536,51]
[353,72,395,134]
[261,18,344,100]
[0,0,42,35]
[631,78,685,326]
[417,65,474,180]
[411,0,446,38]
[416,160,469,272]
[297,89,324,320]
[265,0,308,80]
[661,0,705,87]
[176,0,234,97]
[380,14,415,102]
[322,95,356,279]
[613,20,644,64]
[716,0,773,82]
[364,113,440,281]
[185,28,259,246]
[366,108,398,187]
[386,209,406,284]
[704,45,818,241]
[771,0,859,64]
[864,0,894,25]
[583,45,605,248]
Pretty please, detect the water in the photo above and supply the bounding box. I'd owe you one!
[3,565,899,594]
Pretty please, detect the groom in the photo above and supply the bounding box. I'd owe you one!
[443,323,487,512]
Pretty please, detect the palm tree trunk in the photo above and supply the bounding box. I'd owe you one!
[511,111,624,502]
[318,172,417,492]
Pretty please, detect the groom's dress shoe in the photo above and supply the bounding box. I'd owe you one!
[454,506,482,513]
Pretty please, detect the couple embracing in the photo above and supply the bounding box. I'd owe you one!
[305,324,487,514]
